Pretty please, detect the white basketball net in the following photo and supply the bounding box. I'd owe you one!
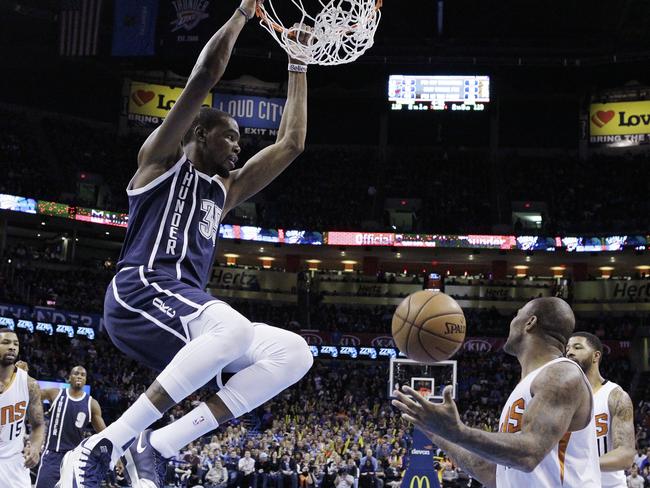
[256,0,382,65]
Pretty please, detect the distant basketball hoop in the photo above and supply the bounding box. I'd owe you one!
[255,0,383,65]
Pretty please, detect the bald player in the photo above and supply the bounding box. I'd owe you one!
[36,366,107,488]
[567,332,636,488]
[0,328,45,488]
[393,297,601,488]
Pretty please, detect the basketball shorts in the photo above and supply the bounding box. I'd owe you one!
[0,457,32,488]
[35,450,66,488]
[104,266,220,372]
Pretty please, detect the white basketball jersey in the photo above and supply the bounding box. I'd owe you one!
[495,358,601,487]
[0,368,30,461]
[594,380,627,488]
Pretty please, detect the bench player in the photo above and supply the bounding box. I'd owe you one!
[567,332,636,488]
[0,328,45,488]
[393,297,601,487]
[36,366,107,488]
[57,1,313,486]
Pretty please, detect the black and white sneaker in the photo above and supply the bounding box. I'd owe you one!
[55,435,113,488]
[122,430,168,488]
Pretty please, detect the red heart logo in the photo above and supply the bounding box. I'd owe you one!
[131,90,155,107]
[591,110,615,128]
[597,110,615,123]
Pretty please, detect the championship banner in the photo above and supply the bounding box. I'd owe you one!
[212,93,286,134]
[590,101,650,145]
[127,81,213,127]
[112,0,159,56]
[158,0,219,58]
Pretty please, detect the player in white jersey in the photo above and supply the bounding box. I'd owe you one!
[0,327,46,488]
[392,297,601,488]
[567,332,636,488]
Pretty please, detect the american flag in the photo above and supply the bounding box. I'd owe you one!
[59,0,104,56]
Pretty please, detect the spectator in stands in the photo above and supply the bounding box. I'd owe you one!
[281,453,298,488]
[627,465,645,488]
[256,452,274,488]
[359,458,378,488]
[239,450,257,488]
[205,459,229,488]
[635,449,648,470]
[335,466,355,488]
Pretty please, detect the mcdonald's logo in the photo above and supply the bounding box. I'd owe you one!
[409,475,430,488]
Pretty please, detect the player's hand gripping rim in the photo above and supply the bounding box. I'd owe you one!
[392,384,463,442]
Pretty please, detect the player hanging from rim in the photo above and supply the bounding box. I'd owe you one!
[393,297,601,488]
[566,332,636,488]
[0,328,45,488]
[35,365,108,488]
[57,1,313,486]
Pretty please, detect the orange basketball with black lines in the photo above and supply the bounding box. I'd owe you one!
[391,290,466,363]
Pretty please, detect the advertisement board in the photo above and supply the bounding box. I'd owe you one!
[0,303,103,331]
[325,232,517,249]
[444,285,552,301]
[0,194,37,214]
[590,101,650,145]
[212,93,286,131]
[574,280,650,302]
[128,81,213,127]
[299,332,631,360]
[209,266,296,293]
[318,281,422,297]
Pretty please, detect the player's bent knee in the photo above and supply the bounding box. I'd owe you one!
[279,332,313,383]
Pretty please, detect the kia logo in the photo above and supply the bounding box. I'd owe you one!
[463,340,492,353]
[300,333,323,346]
[602,343,611,355]
[371,336,396,348]
[340,335,361,346]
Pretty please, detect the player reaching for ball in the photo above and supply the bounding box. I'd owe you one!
[57,2,314,487]
[567,332,636,488]
[393,297,601,488]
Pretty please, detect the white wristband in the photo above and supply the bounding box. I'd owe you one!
[288,63,308,73]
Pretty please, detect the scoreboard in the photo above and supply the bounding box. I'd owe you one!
[388,75,490,111]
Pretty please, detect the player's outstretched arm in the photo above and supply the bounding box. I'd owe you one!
[136,0,257,179]
[24,377,45,468]
[600,387,636,471]
[90,398,108,432]
[221,44,308,214]
[393,362,587,473]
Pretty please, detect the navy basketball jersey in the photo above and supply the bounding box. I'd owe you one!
[117,155,226,289]
[44,389,92,453]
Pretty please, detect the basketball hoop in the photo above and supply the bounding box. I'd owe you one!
[255,0,383,65]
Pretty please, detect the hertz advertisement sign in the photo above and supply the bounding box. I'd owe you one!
[590,101,650,145]
[127,81,213,128]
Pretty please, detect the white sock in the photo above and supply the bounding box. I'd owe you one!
[149,402,218,458]
[100,394,162,458]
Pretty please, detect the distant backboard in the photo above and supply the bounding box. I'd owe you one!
[388,358,457,402]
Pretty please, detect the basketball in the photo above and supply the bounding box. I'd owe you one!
[391,290,466,363]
